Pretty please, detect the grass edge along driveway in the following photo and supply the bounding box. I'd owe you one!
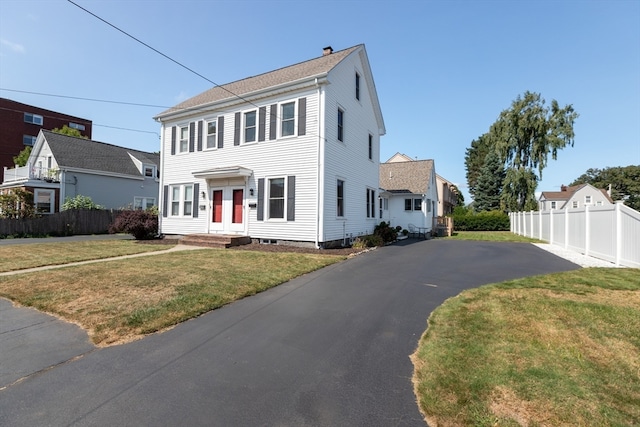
[0,247,345,346]
[411,267,640,426]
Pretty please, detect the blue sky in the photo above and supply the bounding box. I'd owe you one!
[1,0,638,203]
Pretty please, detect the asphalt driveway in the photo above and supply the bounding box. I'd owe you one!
[0,239,580,426]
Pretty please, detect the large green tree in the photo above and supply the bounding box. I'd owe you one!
[490,91,578,211]
[473,149,505,212]
[570,165,640,211]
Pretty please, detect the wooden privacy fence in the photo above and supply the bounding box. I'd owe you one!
[510,201,640,268]
[0,209,122,237]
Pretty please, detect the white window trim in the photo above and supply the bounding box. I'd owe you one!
[366,188,375,218]
[143,164,156,178]
[34,189,55,214]
[585,195,592,205]
[134,197,156,210]
[279,100,297,139]
[572,200,579,209]
[243,109,258,144]
[550,201,557,210]
[169,184,194,217]
[205,117,218,150]
[266,176,286,221]
[178,124,189,153]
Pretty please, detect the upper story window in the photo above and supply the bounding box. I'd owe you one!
[572,201,579,209]
[337,179,345,217]
[244,110,257,143]
[69,122,85,131]
[355,72,360,100]
[143,164,156,178]
[179,125,189,153]
[23,135,37,146]
[281,102,295,137]
[585,195,592,204]
[550,201,557,209]
[337,108,344,142]
[368,134,373,160]
[206,118,217,149]
[24,113,43,125]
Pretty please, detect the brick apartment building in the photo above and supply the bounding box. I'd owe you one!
[0,97,92,181]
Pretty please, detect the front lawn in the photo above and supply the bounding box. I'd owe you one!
[444,231,542,243]
[412,267,640,426]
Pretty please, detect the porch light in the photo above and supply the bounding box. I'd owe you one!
[250,188,254,196]
[201,191,206,199]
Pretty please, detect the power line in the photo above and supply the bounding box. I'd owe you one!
[0,88,170,109]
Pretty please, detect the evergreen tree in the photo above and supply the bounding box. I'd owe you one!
[474,150,505,212]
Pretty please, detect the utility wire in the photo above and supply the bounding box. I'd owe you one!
[0,88,170,109]
[66,0,257,109]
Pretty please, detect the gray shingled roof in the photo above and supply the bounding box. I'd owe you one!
[42,130,159,177]
[540,183,614,203]
[155,45,361,118]
[380,160,435,194]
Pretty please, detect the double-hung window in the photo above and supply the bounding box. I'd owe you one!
[34,189,54,214]
[281,102,295,137]
[585,195,592,205]
[366,188,375,218]
[337,179,345,217]
[572,201,579,209]
[134,197,156,210]
[268,178,285,219]
[337,109,344,142]
[179,125,189,153]
[206,118,217,149]
[244,110,257,143]
[170,184,194,216]
[414,198,422,211]
[24,113,43,125]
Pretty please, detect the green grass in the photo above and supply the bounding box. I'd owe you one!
[412,268,640,426]
[445,230,543,243]
[0,240,174,272]
[0,248,344,346]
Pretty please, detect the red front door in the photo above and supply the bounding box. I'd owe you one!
[232,189,243,224]
[212,190,223,223]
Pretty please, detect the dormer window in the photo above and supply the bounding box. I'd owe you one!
[144,164,156,178]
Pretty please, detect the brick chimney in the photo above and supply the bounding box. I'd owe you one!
[323,46,333,56]
[560,185,567,192]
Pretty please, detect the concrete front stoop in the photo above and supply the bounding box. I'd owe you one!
[179,234,251,249]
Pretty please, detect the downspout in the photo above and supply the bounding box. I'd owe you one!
[59,170,66,212]
[315,77,324,249]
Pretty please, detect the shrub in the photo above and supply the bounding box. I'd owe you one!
[62,195,104,210]
[109,209,158,240]
[374,221,398,244]
[451,210,509,231]
[353,234,384,248]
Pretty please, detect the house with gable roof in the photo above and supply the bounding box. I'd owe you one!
[154,45,385,248]
[538,183,613,211]
[379,153,438,234]
[1,129,159,213]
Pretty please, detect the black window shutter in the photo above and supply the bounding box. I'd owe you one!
[189,122,195,152]
[258,106,266,142]
[287,175,295,221]
[218,116,224,148]
[298,98,306,136]
[257,178,264,221]
[269,104,277,140]
[197,121,203,151]
[171,127,176,155]
[234,112,241,146]
[193,183,199,218]
[163,185,169,217]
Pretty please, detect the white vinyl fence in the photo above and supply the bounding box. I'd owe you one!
[510,201,640,268]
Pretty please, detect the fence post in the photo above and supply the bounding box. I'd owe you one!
[584,205,590,257]
[565,208,570,249]
[529,210,534,238]
[615,201,623,266]
[549,209,554,245]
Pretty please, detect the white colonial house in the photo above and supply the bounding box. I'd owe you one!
[538,183,613,211]
[154,45,385,248]
[1,130,159,213]
[378,153,439,235]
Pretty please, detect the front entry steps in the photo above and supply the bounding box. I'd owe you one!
[180,234,251,249]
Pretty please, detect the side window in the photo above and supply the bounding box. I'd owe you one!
[206,118,217,149]
[355,72,360,100]
[268,178,285,219]
[337,179,345,217]
[179,126,189,153]
[244,110,257,143]
[281,102,295,137]
[414,198,421,211]
[368,134,373,160]
[337,109,344,142]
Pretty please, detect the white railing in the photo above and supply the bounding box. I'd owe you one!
[510,201,640,268]
[2,163,59,183]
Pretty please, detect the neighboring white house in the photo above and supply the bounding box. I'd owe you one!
[378,153,438,233]
[1,130,159,213]
[154,45,385,248]
[538,183,614,211]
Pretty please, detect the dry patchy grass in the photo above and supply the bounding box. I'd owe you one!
[0,248,344,346]
[0,240,174,272]
[412,268,640,426]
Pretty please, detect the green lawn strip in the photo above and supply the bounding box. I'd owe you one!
[0,240,174,272]
[412,268,640,426]
[0,249,345,346]
[444,231,543,243]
